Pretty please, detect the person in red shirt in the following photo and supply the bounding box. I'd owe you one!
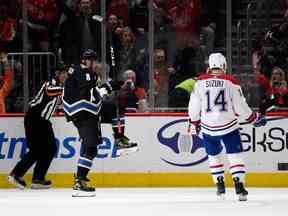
[118,69,148,112]
[0,51,14,113]
[0,18,16,43]
[27,0,58,51]
[107,0,129,26]
[0,4,17,44]
[168,0,201,50]
[255,67,288,114]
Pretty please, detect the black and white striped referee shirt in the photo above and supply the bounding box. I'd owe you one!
[28,80,63,120]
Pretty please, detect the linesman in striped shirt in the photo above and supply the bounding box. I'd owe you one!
[7,63,68,189]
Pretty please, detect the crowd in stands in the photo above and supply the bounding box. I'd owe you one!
[251,0,288,110]
[1,0,287,113]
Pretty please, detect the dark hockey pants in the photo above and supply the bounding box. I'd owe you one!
[11,113,57,180]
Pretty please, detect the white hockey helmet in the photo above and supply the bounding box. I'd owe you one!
[208,53,227,72]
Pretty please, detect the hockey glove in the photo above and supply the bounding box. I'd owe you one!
[253,115,267,127]
[100,82,113,95]
[188,119,201,135]
[96,87,108,98]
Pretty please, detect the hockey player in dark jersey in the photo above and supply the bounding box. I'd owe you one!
[63,50,138,197]
[63,49,107,197]
[7,63,68,189]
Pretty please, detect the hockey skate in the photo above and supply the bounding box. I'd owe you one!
[7,174,26,189]
[216,176,225,199]
[31,179,52,189]
[72,176,95,197]
[233,177,248,201]
[115,135,139,157]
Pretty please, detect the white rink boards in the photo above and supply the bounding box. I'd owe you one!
[0,113,288,187]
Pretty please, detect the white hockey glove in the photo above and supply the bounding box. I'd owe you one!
[96,87,108,98]
[100,82,113,95]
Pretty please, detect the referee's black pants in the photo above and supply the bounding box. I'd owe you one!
[11,113,57,180]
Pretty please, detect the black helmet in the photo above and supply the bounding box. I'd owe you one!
[81,49,98,60]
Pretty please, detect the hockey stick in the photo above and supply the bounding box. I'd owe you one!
[239,104,287,126]
[108,28,122,134]
[239,116,286,126]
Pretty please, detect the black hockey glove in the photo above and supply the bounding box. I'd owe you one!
[253,115,267,127]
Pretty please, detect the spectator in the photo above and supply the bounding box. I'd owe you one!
[26,0,58,51]
[255,67,288,113]
[58,0,112,64]
[117,16,125,29]
[5,57,23,113]
[117,27,138,82]
[172,44,205,86]
[134,46,149,90]
[0,3,20,112]
[201,0,225,47]
[153,48,171,107]
[269,67,288,107]
[154,6,176,72]
[0,51,14,113]
[200,22,216,61]
[0,3,18,51]
[107,13,121,32]
[129,0,149,35]
[253,13,288,80]
[106,14,122,80]
[107,0,129,26]
[270,67,287,87]
[168,0,201,50]
[169,78,196,108]
[0,7,16,44]
[118,69,148,112]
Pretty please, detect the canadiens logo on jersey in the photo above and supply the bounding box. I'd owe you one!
[157,119,208,167]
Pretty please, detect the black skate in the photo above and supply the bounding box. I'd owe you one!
[233,177,248,201]
[115,135,139,157]
[7,174,26,189]
[216,176,225,199]
[31,179,52,189]
[72,176,95,197]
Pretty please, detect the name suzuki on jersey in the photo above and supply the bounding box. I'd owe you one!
[205,80,224,88]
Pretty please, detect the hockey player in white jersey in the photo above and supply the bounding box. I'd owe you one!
[188,53,266,201]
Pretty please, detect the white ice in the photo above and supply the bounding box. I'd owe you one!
[0,188,288,216]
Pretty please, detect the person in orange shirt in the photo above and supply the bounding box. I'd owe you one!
[0,51,14,113]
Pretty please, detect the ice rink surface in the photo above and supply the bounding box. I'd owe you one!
[0,188,288,216]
